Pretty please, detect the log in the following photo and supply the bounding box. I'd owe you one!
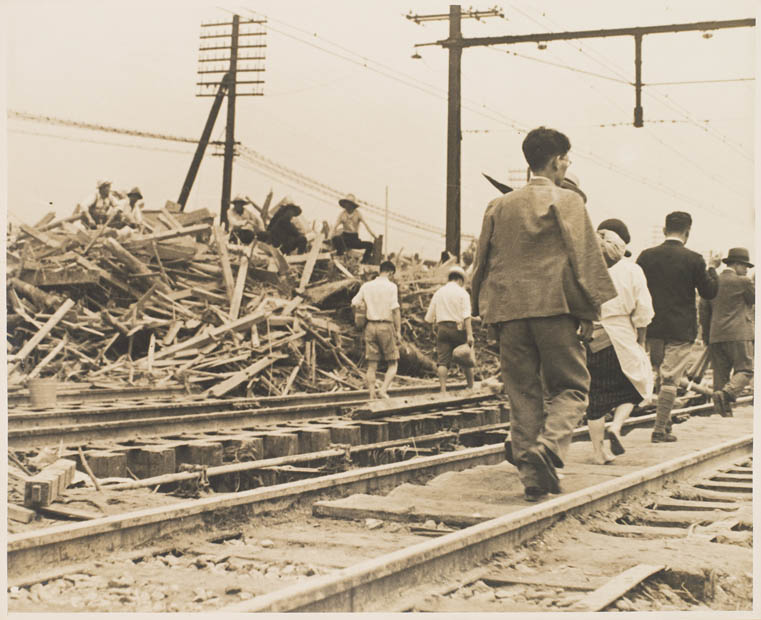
[8,277,61,309]
[9,298,75,373]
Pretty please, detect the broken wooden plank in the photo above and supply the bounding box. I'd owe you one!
[571,564,664,612]
[124,223,210,245]
[9,298,75,373]
[36,503,101,521]
[28,335,67,379]
[206,353,287,398]
[8,277,62,310]
[297,232,325,293]
[286,252,332,264]
[212,224,236,304]
[19,224,62,249]
[9,504,36,524]
[230,255,249,320]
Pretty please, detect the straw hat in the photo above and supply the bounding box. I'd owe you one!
[338,193,359,210]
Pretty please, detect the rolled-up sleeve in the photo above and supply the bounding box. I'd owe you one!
[351,285,365,307]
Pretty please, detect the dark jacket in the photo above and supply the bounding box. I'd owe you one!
[636,239,718,342]
[699,268,754,343]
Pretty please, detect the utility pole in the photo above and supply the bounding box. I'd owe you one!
[182,15,267,220]
[406,5,504,260]
[410,9,754,253]
[384,186,389,257]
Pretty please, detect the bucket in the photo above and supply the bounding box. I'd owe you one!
[29,378,58,409]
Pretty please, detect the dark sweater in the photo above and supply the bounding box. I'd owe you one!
[636,239,718,342]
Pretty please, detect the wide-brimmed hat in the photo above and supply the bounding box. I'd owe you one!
[231,194,247,204]
[96,179,111,188]
[560,172,587,204]
[127,186,143,198]
[597,218,632,257]
[338,193,359,210]
[723,247,753,268]
[448,265,466,280]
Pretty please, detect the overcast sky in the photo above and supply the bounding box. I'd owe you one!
[2,0,758,259]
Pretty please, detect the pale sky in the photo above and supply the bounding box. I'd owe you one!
[2,0,758,259]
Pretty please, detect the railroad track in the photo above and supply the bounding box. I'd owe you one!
[7,398,752,612]
[8,383,472,448]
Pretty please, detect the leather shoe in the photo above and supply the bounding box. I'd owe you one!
[524,486,547,502]
[523,445,561,494]
[651,431,677,443]
[712,391,733,417]
[606,428,625,456]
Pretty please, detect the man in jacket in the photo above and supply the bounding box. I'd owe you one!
[471,126,616,502]
[699,248,754,416]
[636,211,720,442]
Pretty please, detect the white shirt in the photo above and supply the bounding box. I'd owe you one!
[228,204,264,232]
[425,281,471,324]
[351,274,399,321]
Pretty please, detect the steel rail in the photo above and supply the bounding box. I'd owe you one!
[223,433,752,612]
[8,397,747,580]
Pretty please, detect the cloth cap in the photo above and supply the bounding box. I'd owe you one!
[127,186,142,198]
[723,247,753,268]
[339,193,359,210]
[448,265,466,280]
[598,229,626,264]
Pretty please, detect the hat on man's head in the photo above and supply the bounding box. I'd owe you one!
[339,194,359,210]
[96,179,111,188]
[597,218,631,257]
[231,194,247,204]
[448,265,466,280]
[560,172,587,204]
[723,247,753,268]
[127,186,143,198]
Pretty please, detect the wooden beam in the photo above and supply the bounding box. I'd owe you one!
[230,255,249,320]
[9,298,75,373]
[19,224,61,249]
[571,564,663,612]
[206,353,287,398]
[28,335,67,379]
[212,224,236,304]
[124,223,210,245]
[297,232,325,293]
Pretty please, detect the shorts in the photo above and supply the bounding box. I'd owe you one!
[364,321,399,362]
[648,338,693,387]
[436,321,467,367]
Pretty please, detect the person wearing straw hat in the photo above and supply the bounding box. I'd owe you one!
[228,194,265,245]
[266,197,307,254]
[636,211,720,443]
[330,193,376,263]
[80,179,120,228]
[425,264,476,393]
[586,220,654,464]
[699,247,754,417]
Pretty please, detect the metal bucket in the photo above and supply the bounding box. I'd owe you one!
[29,378,58,409]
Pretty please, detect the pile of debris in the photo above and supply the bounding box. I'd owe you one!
[7,197,488,399]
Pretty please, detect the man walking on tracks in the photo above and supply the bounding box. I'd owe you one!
[471,126,616,502]
[351,261,402,400]
[699,248,754,417]
[636,211,720,442]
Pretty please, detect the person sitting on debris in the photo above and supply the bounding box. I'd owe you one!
[330,193,376,263]
[228,194,266,244]
[266,198,308,254]
[352,260,402,399]
[425,265,475,393]
[80,180,121,228]
[114,186,145,229]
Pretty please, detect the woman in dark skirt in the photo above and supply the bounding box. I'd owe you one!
[587,220,655,464]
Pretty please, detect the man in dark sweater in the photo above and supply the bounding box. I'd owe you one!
[636,211,720,442]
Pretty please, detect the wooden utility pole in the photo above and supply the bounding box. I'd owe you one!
[410,9,755,255]
[220,14,240,227]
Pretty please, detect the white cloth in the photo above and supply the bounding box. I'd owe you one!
[600,259,655,400]
[351,275,399,321]
[116,198,144,227]
[424,281,471,324]
[228,204,264,232]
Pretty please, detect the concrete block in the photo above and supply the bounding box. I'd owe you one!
[263,432,299,459]
[82,451,128,478]
[328,425,362,446]
[24,459,76,506]
[360,421,389,445]
[176,441,224,468]
[297,428,332,454]
[128,446,176,479]
[221,435,263,462]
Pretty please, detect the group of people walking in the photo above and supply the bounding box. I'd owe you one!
[466,126,754,501]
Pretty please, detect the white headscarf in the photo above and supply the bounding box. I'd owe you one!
[598,228,626,264]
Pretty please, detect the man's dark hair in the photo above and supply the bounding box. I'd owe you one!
[522,127,571,171]
[379,260,396,274]
[664,211,692,234]
[448,271,464,283]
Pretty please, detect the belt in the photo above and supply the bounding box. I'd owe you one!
[367,320,391,323]
[437,320,458,325]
